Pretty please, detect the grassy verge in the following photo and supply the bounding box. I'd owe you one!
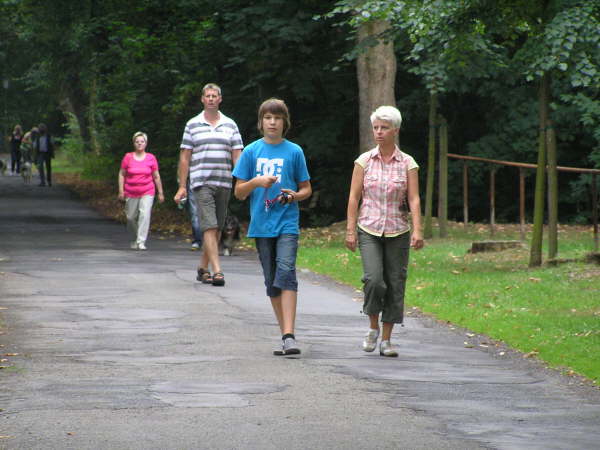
[297,222,600,385]
[52,155,600,385]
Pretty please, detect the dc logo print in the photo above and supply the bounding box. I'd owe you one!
[257,158,284,182]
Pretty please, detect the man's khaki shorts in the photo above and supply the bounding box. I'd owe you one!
[193,185,231,232]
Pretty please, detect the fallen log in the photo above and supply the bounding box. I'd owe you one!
[469,240,523,253]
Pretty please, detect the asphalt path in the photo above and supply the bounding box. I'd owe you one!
[1,172,599,450]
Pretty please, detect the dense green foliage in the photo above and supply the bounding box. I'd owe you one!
[1,0,599,225]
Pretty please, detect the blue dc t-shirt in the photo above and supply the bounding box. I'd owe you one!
[233,138,310,238]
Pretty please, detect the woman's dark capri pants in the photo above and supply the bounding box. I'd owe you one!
[358,228,410,324]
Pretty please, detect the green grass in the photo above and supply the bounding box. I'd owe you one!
[53,146,114,180]
[52,149,599,384]
[51,147,83,174]
[296,222,600,384]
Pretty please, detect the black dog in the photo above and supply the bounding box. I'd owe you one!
[219,213,241,256]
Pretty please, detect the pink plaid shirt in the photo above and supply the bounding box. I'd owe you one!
[356,146,418,237]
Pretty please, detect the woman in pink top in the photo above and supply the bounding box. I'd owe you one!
[346,106,424,357]
[118,131,164,250]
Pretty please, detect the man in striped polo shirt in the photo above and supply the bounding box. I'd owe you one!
[174,83,243,286]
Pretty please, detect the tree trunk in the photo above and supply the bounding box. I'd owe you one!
[356,20,396,154]
[88,75,102,155]
[546,120,558,259]
[61,77,91,152]
[529,74,549,267]
[423,93,437,239]
[438,115,448,237]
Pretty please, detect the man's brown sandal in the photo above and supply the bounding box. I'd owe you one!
[196,268,212,284]
[212,272,225,287]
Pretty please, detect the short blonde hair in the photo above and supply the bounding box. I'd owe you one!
[370,106,402,129]
[132,131,148,144]
[202,83,222,97]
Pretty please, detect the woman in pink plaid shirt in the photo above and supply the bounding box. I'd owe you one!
[346,106,424,357]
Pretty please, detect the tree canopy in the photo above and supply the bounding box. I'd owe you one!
[1,0,598,226]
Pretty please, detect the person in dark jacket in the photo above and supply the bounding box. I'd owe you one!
[10,124,23,175]
[32,123,54,187]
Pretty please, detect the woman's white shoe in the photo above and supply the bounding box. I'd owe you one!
[362,328,380,352]
[379,340,398,357]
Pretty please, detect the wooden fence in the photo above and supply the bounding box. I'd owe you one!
[447,153,599,251]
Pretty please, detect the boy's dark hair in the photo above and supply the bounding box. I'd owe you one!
[257,98,291,137]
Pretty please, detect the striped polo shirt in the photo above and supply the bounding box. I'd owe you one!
[181,111,244,189]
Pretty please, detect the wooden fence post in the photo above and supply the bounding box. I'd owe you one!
[593,173,598,252]
[423,94,437,239]
[490,168,496,237]
[438,116,448,237]
[463,161,469,228]
[519,168,526,241]
[546,122,558,259]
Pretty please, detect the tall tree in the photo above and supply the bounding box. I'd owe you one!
[356,19,397,153]
[5,0,599,229]
[530,74,550,266]
[321,1,398,153]
[325,0,507,236]
[392,0,507,236]
[510,0,600,265]
[219,0,359,222]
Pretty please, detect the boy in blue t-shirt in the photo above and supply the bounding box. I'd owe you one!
[233,98,312,355]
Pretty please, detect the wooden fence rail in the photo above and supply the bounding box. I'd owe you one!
[447,153,599,251]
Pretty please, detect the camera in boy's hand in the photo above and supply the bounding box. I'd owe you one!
[278,191,292,205]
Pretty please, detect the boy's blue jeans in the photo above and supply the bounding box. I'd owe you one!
[255,234,299,297]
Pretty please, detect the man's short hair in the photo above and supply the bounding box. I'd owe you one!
[202,83,222,97]
[370,106,402,129]
[132,131,148,144]
[257,98,291,136]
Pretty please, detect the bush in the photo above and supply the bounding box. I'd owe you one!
[55,112,85,166]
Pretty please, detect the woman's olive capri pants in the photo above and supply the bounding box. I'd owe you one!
[358,228,410,324]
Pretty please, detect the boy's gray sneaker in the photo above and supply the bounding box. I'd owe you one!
[379,340,398,357]
[273,337,301,356]
[283,337,300,355]
[362,328,379,352]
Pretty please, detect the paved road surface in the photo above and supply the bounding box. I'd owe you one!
[1,173,599,449]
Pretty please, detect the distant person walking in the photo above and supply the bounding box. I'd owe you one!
[32,123,54,186]
[19,130,34,181]
[174,83,243,286]
[233,98,312,356]
[20,131,33,164]
[345,106,424,357]
[10,124,23,175]
[118,131,164,250]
